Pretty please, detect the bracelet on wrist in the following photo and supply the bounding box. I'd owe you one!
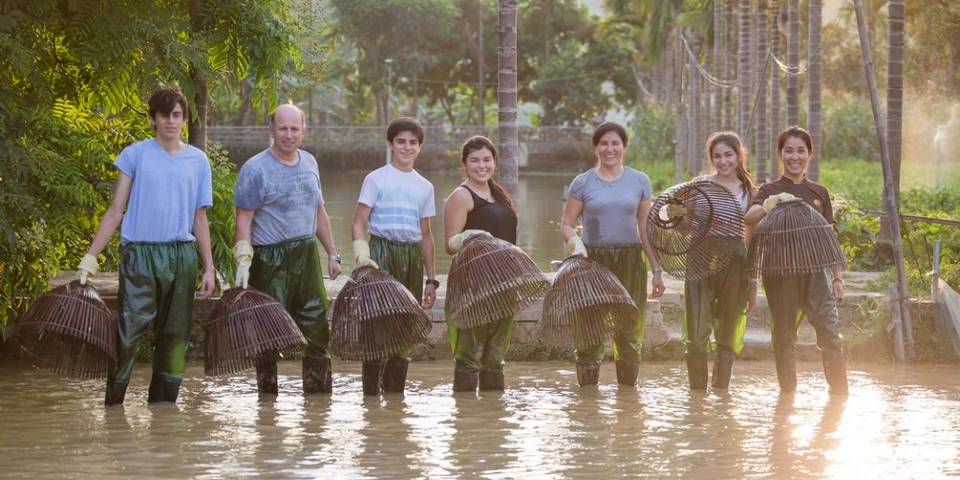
[425,278,440,288]
[329,254,341,263]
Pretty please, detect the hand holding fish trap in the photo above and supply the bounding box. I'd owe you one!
[447,235,548,329]
[647,180,745,280]
[541,256,639,350]
[204,287,307,376]
[748,200,847,277]
[15,280,117,379]
[330,266,432,361]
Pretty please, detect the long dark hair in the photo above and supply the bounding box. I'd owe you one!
[706,131,754,195]
[460,135,518,213]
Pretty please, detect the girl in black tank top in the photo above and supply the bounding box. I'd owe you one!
[461,185,518,244]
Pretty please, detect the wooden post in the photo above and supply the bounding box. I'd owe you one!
[853,0,915,358]
[890,285,905,362]
[932,239,942,302]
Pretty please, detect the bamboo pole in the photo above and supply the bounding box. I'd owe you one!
[853,0,915,359]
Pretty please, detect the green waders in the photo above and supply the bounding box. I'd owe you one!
[576,244,647,386]
[683,244,749,390]
[762,270,848,395]
[105,241,198,406]
[249,236,331,395]
[447,307,514,392]
[365,235,424,395]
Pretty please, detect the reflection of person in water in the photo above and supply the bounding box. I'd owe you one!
[934,104,960,186]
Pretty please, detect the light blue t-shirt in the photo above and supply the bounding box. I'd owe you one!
[115,139,213,244]
[568,167,652,246]
[357,164,436,242]
[234,149,324,246]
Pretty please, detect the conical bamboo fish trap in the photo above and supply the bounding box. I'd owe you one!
[15,280,117,379]
[541,256,639,350]
[647,179,745,280]
[204,288,307,376]
[748,200,847,276]
[331,266,432,361]
[447,235,548,329]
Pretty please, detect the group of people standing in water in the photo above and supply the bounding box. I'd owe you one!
[76,86,847,407]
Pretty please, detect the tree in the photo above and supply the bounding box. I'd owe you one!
[785,0,800,126]
[755,0,769,182]
[807,0,823,180]
[498,0,519,198]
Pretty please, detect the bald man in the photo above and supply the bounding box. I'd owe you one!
[234,104,341,395]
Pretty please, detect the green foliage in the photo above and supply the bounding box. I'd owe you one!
[206,143,238,287]
[822,96,880,163]
[625,104,676,165]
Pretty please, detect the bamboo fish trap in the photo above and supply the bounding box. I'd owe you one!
[15,281,117,379]
[204,288,307,376]
[748,199,847,276]
[647,179,745,280]
[446,235,548,329]
[541,256,639,350]
[330,266,432,361]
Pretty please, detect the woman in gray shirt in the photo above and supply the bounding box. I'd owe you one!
[560,122,666,387]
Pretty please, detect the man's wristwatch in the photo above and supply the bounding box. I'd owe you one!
[329,254,341,263]
[425,278,440,288]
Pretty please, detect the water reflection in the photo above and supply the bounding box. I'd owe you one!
[1,360,958,478]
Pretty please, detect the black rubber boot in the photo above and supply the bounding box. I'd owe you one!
[478,370,505,391]
[105,381,129,406]
[711,349,735,390]
[774,347,798,393]
[453,369,479,392]
[256,360,279,395]
[822,348,849,396]
[362,360,384,396]
[303,356,333,394]
[147,372,182,403]
[576,363,600,386]
[615,360,640,386]
[382,357,410,393]
[686,350,709,390]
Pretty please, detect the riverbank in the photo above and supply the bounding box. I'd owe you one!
[4,270,954,365]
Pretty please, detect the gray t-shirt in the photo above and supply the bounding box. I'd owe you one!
[235,149,324,246]
[568,167,653,246]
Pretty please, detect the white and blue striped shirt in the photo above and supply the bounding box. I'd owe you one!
[357,164,436,242]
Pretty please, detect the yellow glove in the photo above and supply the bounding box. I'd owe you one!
[234,241,253,289]
[658,202,688,221]
[565,235,588,257]
[447,229,493,253]
[77,254,99,285]
[353,239,380,269]
[762,192,800,213]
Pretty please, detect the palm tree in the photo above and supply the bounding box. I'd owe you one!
[755,0,769,182]
[737,0,752,139]
[713,0,724,131]
[498,0,518,198]
[724,0,735,128]
[807,0,823,180]
[885,0,905,208]
[785,0,799,126]
[769,0,782,180]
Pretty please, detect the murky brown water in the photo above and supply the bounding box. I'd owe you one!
[1,360,958,479]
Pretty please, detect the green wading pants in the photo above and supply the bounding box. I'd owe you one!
[683,245,749,355]
[576,244,647,367]
[250,236,330,359]
[370,235,424,360]
[447,311,514,374]
[110,241,198,386]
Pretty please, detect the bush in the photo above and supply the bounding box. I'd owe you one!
[822,96,880,162]
[626,104,676,164]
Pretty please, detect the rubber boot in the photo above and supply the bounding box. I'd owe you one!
[685,350,709,390]
[615,359,640,386]
[361,360,384,396]
[147,372,182,403]
[382,357,409,393]
[256,361,279,395]
[711,349,735,390]
[303,356,333,394]
[576,363,600,386]
[774,347,798,393]
[453,369,479,392]
[105,381,128,406]
[479,370,505,391]
[821,348,849,396]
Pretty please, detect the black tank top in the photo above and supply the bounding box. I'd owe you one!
[461,185,518,245]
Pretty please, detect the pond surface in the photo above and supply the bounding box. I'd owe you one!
[1,360,958,479]
[322,171,571,272]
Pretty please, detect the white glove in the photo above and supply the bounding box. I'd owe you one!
[658,203,688,221]
[762,192,800,213]
[566,235,588,257]
[353,239,379,269]
[77,254,99,285]
[234,241,253,289]
[447,229,493,253]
